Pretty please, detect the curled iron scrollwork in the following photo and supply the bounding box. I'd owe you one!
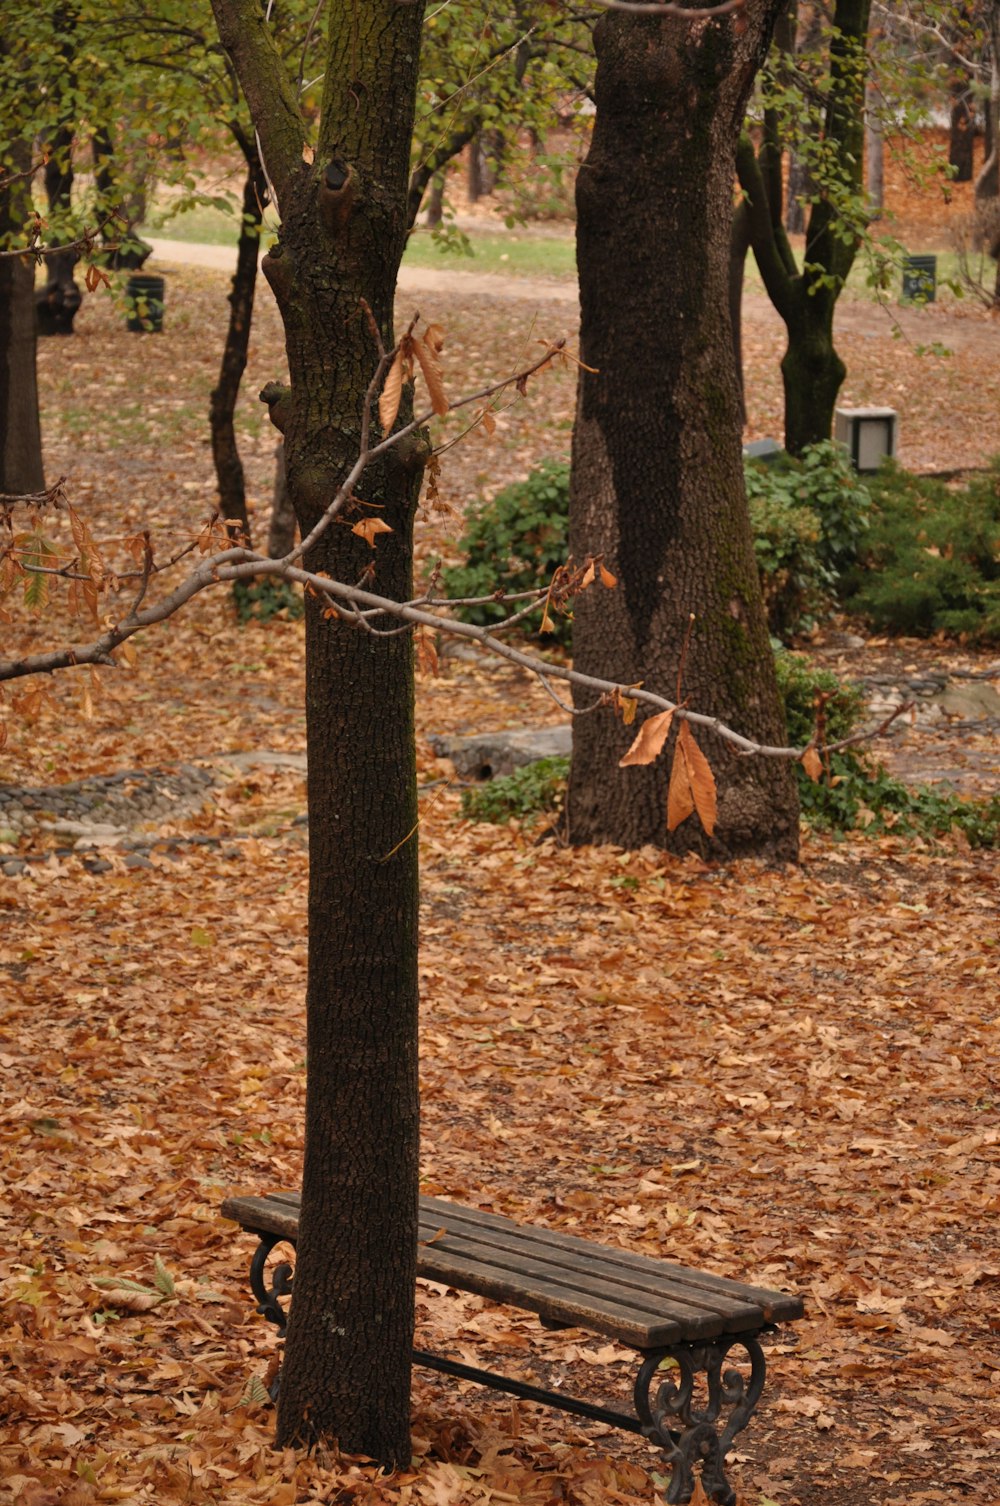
[633,1331,767,1506]
[249,1232,296,1335]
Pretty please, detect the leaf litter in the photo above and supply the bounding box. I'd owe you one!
[2,178,999,1506]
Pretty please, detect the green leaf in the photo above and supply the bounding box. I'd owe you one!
[154,1255,175,1297]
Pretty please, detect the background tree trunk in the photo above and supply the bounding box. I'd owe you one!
[209,144,268,545]
[568,3,799,862]
[865,76,884,219]
[267,440,296,557]
[210,0,427,1467]
[738,0,872,453]
[949,77,975,182]
[37,124,81,336]
[0,140,45,493]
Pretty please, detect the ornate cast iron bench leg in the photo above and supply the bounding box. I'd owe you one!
[634,1332,768,1506]
[248,1232,296,1336]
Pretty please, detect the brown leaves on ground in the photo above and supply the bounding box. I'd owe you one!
[2,169,999,1506]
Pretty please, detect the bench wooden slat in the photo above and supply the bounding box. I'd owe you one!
[221,1191,802,1348]
[418,1198,801,1319]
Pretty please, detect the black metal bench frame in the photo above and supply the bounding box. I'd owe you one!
[223,1192,804,1506]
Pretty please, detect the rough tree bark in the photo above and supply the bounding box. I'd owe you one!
[0,140,45,493]
[568,1,799,861]
[737,0,872,453]
[209,134,268,544]
[210,0,426,1467]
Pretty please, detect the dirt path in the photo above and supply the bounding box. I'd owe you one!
[148,235,998,473]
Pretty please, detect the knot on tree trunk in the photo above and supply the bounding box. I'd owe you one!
[260,381,293,433]
[319,160,355,238]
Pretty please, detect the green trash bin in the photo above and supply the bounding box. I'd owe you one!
[125,274,165,332]
[901,254,936,304]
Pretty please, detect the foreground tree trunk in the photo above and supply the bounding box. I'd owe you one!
[0,140,45,493]
[569,3,799,861]
[210,0,425,1466]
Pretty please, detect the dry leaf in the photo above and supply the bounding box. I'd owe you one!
[415,330,448,416]
[302,143,315,164]
[379,346,405,431]
[676,721,717,836]
[599,563,617,588]
[666,745,695,831]
[351,517,394,547]
[620,709,674,767]
[94,1287,165,1312]
[802,745,824,782]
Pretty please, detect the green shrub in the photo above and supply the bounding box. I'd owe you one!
[748,491,834,639]
[445,445,872,646]
[746,441,872,637]
[233,578,304,623]
[461,756,569,826]
[442,460,571,643]
[773,650,865,746]
[842,461,1000,641]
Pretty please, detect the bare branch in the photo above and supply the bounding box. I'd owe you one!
[1,332,899,774]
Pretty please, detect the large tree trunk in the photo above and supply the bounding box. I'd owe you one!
[211,0,426,1467]
[209,146,268,545]
[0,140,45,493]
[568,3,799,862]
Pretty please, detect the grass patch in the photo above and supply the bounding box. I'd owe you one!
[403,227,575,280]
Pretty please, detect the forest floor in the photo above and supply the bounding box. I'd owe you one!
[2,151,999,1506]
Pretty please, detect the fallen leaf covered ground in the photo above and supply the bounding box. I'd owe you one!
[2,160,999,1506]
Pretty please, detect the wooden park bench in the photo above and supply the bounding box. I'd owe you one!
[222,1190,804,1506]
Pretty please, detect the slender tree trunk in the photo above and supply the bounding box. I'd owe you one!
[568,3,798,861]
[37,125,81,337]
[467,135,484,202]
[865,77,884,219]
[425,174,444,228]
[267,440,296,556]
[738,0,871,453]
[949,79,975,182]
[210,0,427,1466]
[780,296,846,453]
[0,141,45,492]
[975,3,1000,202]
[209,148,268,544]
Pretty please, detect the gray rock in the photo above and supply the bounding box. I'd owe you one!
[45,819,127,847]
[213,750,308,774]
[935,683,1000,720]
[430,726,571,780]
